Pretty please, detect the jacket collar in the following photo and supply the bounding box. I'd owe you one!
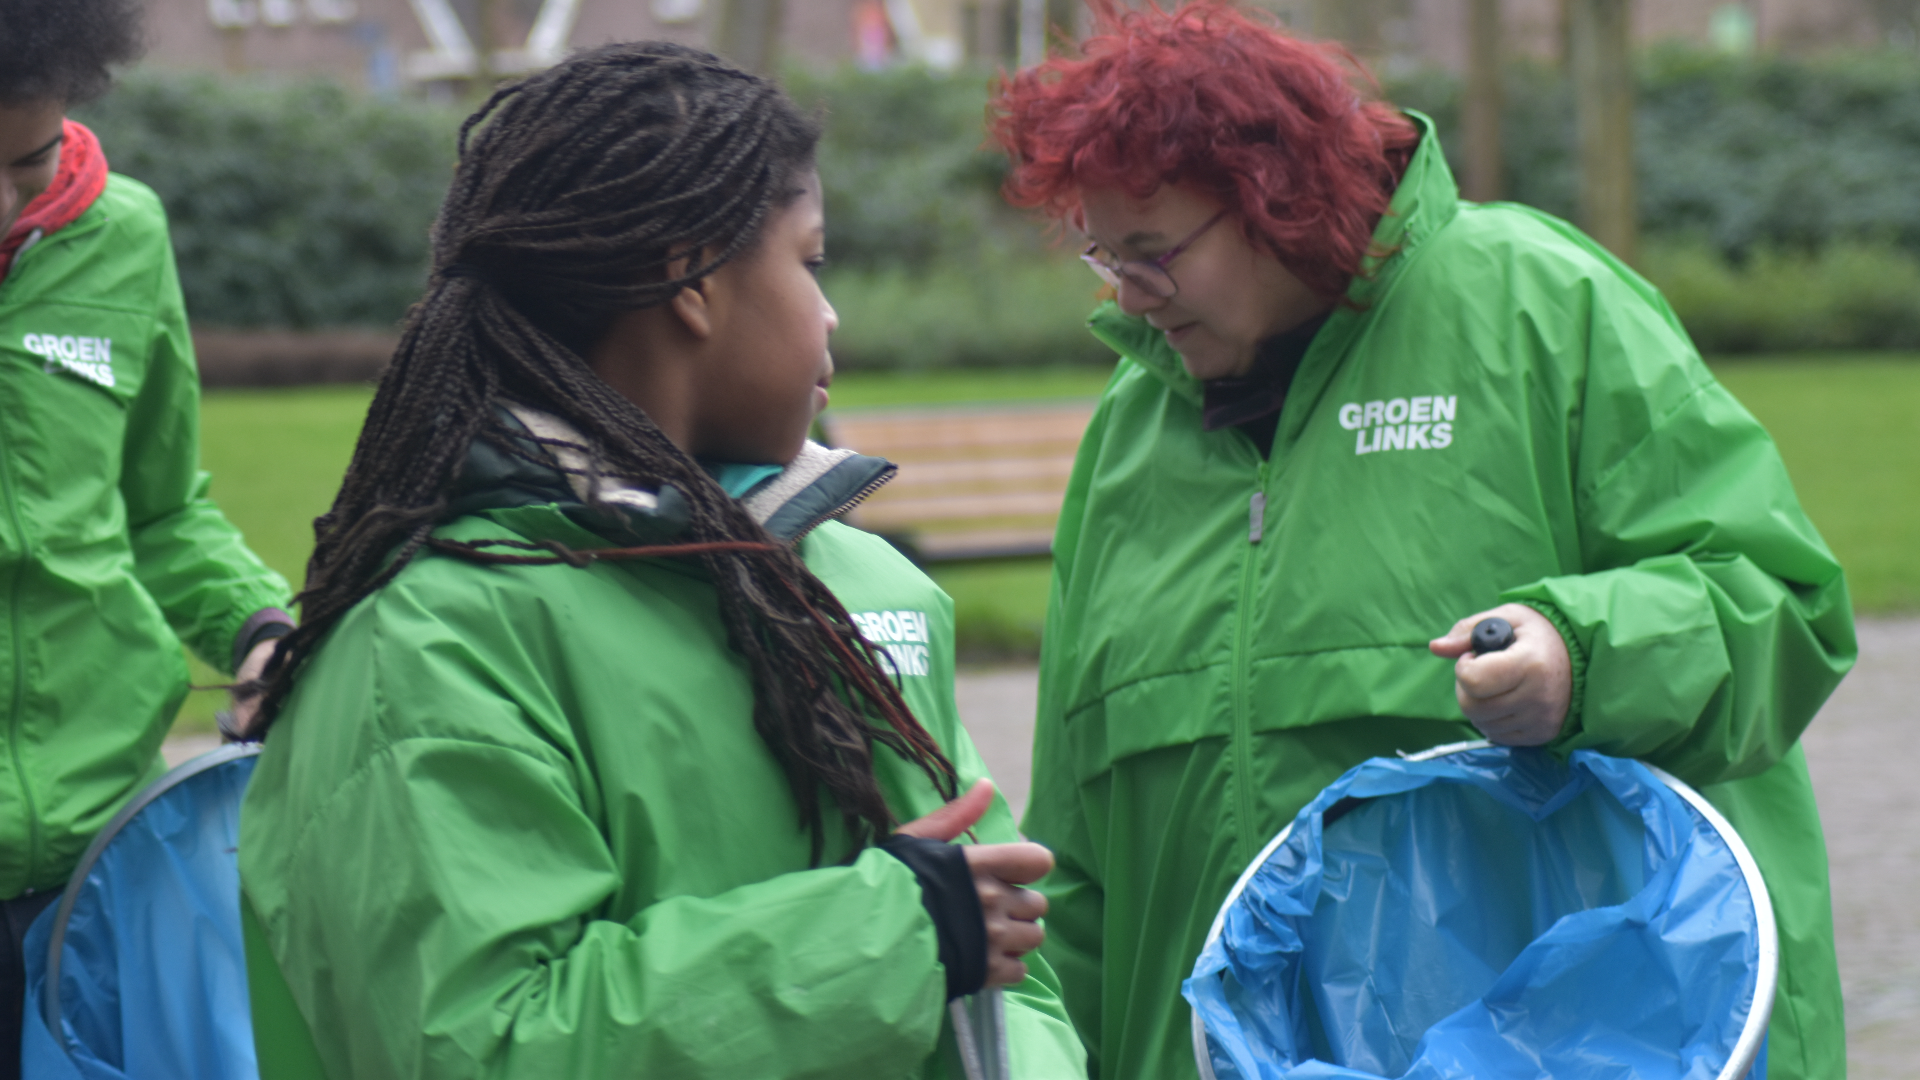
[1087,110,1459,407]
[447,404,896,546]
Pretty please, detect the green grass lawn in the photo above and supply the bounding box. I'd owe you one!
[175,386,372,730]
[1710,355,1920,612]
[172,356,1918,730]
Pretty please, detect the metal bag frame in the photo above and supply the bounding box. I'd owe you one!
[40,743,262,1046]
[1191,740,1779,1080]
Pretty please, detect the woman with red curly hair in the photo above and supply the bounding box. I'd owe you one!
[991,3,1852,1077]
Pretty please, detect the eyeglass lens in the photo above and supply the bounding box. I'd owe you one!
[1081,252,1177,299]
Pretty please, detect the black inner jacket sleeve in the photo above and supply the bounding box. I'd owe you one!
[231,607,297,672]
[880,834,988,1000]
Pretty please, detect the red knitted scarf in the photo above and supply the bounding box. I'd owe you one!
[0,119,108,283]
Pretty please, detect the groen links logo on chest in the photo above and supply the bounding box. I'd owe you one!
[850,609,932,677]
[23,333,116,389]
[1338,395,1455,455]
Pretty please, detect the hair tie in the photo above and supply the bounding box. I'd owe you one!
[439,262,489,283]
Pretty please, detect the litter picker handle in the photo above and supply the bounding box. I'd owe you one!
[950,988,1010,1080]
[1470,616,1516,655]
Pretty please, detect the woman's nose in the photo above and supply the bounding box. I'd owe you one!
[1115,277,1169,317]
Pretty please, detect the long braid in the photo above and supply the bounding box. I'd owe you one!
[258,43,959,860]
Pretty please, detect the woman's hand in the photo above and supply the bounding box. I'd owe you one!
[896,779,1054,988]
[1429,603,1572,747]
[223,638,279,739]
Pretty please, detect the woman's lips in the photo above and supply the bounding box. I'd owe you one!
[1162,322,1199,346]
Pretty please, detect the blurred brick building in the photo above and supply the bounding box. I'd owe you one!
[138,0,1908,91]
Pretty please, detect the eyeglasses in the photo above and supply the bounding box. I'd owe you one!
[1080,210,1227,300]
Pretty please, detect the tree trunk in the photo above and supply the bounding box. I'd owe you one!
[1568,0,1635,262]
[474,0,499,84]
[1462,0,1503,202]
[1045,0,1078,52]
[711,0,786,75]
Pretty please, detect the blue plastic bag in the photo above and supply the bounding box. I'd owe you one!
[21,748,260,1080]
[1184,746,1772,1080]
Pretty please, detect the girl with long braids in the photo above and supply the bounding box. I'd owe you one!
[238,43,1083,1078]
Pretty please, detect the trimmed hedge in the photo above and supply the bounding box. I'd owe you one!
[1642,239,1920,353]
[784,64,1027,272]
[1390,48,1920,259]
[75,54,1920,358]
[76,72,459,330]
[824,252,1113,369]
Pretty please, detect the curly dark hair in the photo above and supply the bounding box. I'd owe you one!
[258,42,960,862]
[0,0,145,105]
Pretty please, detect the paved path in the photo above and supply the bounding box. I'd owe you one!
[952,618,1919,1078]
[161,731,222,767]
[1799,617,1920,1076]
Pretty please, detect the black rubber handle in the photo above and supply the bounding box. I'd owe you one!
[1470,616,1516,655]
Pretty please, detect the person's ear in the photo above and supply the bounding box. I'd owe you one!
[669,281,713,340]
[661,245,716,341]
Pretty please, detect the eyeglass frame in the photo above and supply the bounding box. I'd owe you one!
[1080,210,1228,300]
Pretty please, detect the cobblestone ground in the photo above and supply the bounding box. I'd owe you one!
[164,620,1913,1072]
[951,617,1919,1078]
[1800,617,1920,1077]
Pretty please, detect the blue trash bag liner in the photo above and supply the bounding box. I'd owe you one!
[1184,747,1769,1080]
[21,752,259,1080]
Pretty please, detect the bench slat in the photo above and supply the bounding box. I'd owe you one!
[827,408,1093,453]
[853,490,1069,526]
[868,456,1076,488]
[821,400,1096,561]
[912,527,1058,560]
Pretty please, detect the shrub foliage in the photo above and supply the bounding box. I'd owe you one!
[1391,48,1920,259]
[76,72,459,329]
[74,54,1920,357]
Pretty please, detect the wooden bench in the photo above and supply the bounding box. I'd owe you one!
[821,400,1097,561]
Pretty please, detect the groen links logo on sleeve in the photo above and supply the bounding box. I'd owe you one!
[1339,395,1454,455]
[849,609,932,677]
[23,332,116,389]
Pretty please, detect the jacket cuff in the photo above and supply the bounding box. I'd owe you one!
[1515,599,1588,745]
[880,834,987,1001]
[231,607,296,673]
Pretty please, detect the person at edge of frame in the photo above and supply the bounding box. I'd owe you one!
[237,42,1086,1080]
[988,2,1854,1077]
[0,1,294,1073]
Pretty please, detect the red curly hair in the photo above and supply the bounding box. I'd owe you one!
[987,0,1420,299]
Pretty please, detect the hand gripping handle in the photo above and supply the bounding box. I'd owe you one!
[1470,616,1516,655]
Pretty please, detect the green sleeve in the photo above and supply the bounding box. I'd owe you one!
[276,735,953,1079]
[1020,392,1113,1076]
[119,242,288,672]
[924,721,1088,1080]
[1502,280,1855,787]
[861,553,1087,1078]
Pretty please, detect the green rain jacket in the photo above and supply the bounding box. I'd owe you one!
[1027,114,1854,1080]
[239,409,1086,1079]
[0,174,289,899]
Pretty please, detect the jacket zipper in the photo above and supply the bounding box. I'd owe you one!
[786,463,898,546]
[1,228,99,889]
[0,378,42,886]
[1230,462,1268,869]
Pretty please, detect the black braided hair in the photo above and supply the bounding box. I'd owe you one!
[257,42,959,860]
